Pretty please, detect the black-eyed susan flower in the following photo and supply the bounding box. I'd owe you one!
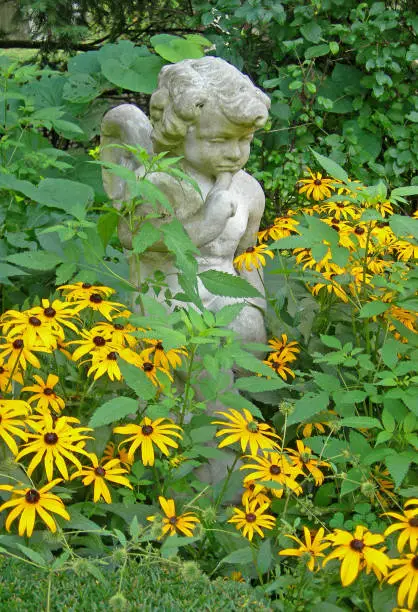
[319,200,360,220]
[85,348,122,381]
[387,554,418,611]
[135,350,173,387]
[68,328,116,362]
[323,525,391,586]
[263,358,296,381]
[0,478,69,537]
[72,293,125,321]
[16,413,93,481]
[233,244,274,272]
[267,335,300,363]
[0,357,23,392]
[22,374,65,414]
[297,414,333,439]
[29,298,80,335]
[143,340,187,370]
[258,216,300,243]
[227,498,276,541]
[103,441,133,469]
[241,480,271,507]
[0,336,49,370]
[1,310,58,349]
[279,527,330,571]
[383,504,418,552]
[241,451,303,498]
[298,168,335,201]
[71,453,132,503]
[310,271,349,303]
[147,496,200,537]
[90,320,137,348]
[212,408,281,456]
[285,440,330,486]
[58,281,116,301]
[0,399,30,455]
[113,416,183,466]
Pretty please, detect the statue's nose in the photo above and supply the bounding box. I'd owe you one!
[226,143,241,161]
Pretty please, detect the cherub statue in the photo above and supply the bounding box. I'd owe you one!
[101,57,270,344]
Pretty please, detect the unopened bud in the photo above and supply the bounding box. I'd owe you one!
[109,592,128,611]
[279,400,295,417]
[181,561,202,582]
[361,480,377,498]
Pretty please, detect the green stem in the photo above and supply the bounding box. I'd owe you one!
[179,344,197,427]
[214,454,239,511]
[46,572,52,612]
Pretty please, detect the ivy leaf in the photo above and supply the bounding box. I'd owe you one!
[199,270,261,298]
[89,397,139,428]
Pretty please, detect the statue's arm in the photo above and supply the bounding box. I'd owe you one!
[235,177,266,301]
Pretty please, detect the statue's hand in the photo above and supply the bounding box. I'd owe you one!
[205,172,237,218]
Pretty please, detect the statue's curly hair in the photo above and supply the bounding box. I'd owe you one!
[150,57,270,153]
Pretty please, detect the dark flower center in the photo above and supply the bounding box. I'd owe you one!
[143,362,154,372]
[270,465,281,475]
[113,323,124,330]
[249,483,255,491]
[93,335,106,347]
[44,432,58,445]
[107,351,118,360]
[13,339,24,349]
[142,425,154,436]
[43,307,56,318]
[0,367,4,374]
[90,293,103,304]
[350,539,364,552]
[82,283,92,289]
[354,226,365,235]
[246,247,255,253]
[412,556,418,570]
[377,221,389,228]
[337,203,345,208]
[331,224,339,231]
[331,217,339,224]
[43,388,54,396]
[94,466,106,477]
[246,513,256,523]
[156,342,164,351]
[168,516,177,525]
[314,179,322,185]
[409,517,418,527]
[29,316,41,327]
[25,489,40,504]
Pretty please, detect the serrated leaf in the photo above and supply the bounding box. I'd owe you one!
[386,453,414,488]
[340,468,362,496]
[7,251,62,270]
[16,544,47,567]
[132,221,161,255]
[215,303,245,326]
[340,417,382,429]
[320,334,342,349]
[89,397,139,428]
[221,546,253,565]
[199,270,261,298]
[358,301,390,318]
[389,214,418,240]
[286,391,329,426]
[311,150,349,183]
[234,376,287,393]
[118,361,156,400]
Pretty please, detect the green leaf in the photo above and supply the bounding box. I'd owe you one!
[218,391,264,420]
[190,425,217,444]
[340,417,382,429]
[215,303,245,327]
[16,544,47,567]
[311,150,349,183]
[386,453,414,488]
[257,538,272,574]
[305,44,330,59]
[234,376,287,393]
[0,263,28,280]
[132,221,161,255]
[358,301,390,318]
[301,22,323,43]
[98,42,165,93]
[34,179,94,220]
[119,361,157,401]
[161,218,198,279]
[334,390,368,405]
[221,546,254,565]
[199,270,261,298]
[311,372,341,392]
[340,468,362,497]
[389,214,418,240]
[97,211,119,248]
[287,391,329,426]
[150,34,206,63]
[320,334,342,349]
[7,251,62,270]
[89,397,139,428]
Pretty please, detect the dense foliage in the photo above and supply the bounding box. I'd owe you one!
[0,13,417,612]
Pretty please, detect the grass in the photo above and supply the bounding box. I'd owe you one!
[0,555,276,611]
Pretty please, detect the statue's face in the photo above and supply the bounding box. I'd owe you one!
[183,105,255,178]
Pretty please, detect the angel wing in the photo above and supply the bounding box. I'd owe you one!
[100,104,153,201]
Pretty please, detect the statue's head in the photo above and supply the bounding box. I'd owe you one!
[150,57,270,177]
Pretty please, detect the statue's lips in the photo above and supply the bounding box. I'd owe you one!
[216,165,241,172]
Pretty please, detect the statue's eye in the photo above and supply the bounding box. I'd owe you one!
[208,138,227,143]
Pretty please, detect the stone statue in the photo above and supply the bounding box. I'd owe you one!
[101,57,271,344]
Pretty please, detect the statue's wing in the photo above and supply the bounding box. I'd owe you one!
[100,104,153,201]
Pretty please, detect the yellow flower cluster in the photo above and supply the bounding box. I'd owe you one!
[211,408,329,540]
[279,499,418,610]
[258,171,417,341]
[0,282,188,537]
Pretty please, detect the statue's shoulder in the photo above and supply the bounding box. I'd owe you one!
[235,170,265,208]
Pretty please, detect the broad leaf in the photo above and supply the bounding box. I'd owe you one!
[89,397,139,428]
[199,270,261,298]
